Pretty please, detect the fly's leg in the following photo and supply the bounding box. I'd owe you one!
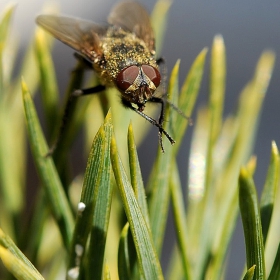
[121,98,175,153]
[47,84,106,156]
[73,85,106,96]
[149,97,175,152]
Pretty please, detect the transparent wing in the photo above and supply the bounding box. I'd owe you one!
[108,1,155,52]
[36,15,107,61]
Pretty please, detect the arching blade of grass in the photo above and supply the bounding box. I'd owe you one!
[77,112,112,280]
[174,48,208,151]
[207,51,275,279]
[111,135,163,280]
[0,5,21,226]
[0,246,44,280]
[239,167,265,280]
[22,79,74,249]
[147,61,179,255]
[127,123,150,227]
[34,27,59,134]
[260,141,279,245]
[151,0,172,55]
[118,223,133,280]
[0,228,44,280]
[0,3,15,94]
[193,36,226,279]
[67,112,112,274]
[170,164,190,279]
[267,243,280,280]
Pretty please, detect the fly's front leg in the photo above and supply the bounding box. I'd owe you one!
[122,98,175,153]
[73,85,106,97]
[47,84,106,156]
[149,97,165,125]
[149,96,175,152]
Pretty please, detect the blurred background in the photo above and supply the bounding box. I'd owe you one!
[1,0,280,279]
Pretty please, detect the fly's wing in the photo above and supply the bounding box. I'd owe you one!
[108,1,155,53]
[36,15,107,62]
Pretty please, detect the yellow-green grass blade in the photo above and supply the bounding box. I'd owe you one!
[174,48,208,152]
[151,0,172,56]
[78,112,112,280]
[267,243,280,280]
[34,27,59,134]
[67,111,112,277]
[147,61,179,254]
[170,164,190,279]
[193,36,226,278]
[0,3,15,94]
[127,123,150,227]
[239,167,265,280]
[118,223,134,280]
[22,79,74,249]
[111,135,163,280]
[260,141,279,244]
[207,51,275,279]
[0,228,44,280]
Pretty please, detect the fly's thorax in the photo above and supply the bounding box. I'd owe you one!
[102,27,157,80]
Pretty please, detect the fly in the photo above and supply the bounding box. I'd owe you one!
[36,1,175,152]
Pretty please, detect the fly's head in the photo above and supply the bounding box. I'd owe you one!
[115,64,161,109]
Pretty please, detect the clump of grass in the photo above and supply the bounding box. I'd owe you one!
[0,1,279,280]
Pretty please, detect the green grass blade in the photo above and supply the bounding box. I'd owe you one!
[111,135,163,280]
[0,228,44,279]
[0,4,14,50]
[0,3,15,94]
[84,112,113,280]
[239,167,265,280]
[67,111,112,277]
[151,0,172,55]
[267,243,280,280]
[190,37,225,278]
[0,246,44,280]
[127,123,150,226]
[22,78,74,249]
[170,164,190,279]
[147,61,179,254]
[174,48,208,151]
[260,141,279,244]
[118,223,133,280]
[0,7,46,219]
[34,28,59,134]
[207,51,275,279]
[185,107,210,279]
[242,265,256,280]
[205,35,226,189]
[209,35,226,142]
[0,4,24,218]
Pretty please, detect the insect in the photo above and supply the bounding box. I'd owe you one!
[36,1,175,152]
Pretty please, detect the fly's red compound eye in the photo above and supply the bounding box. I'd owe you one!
[142,65,161,87]
[115,65,139,91]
